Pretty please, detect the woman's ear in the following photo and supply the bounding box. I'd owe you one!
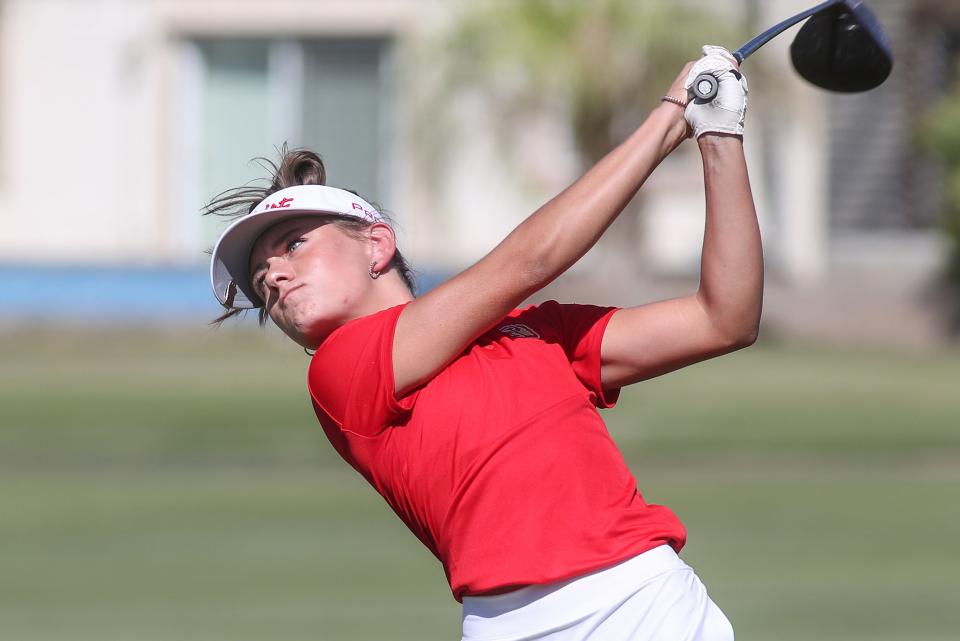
[367,223,397,274]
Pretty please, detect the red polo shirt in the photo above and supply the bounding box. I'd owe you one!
[307,301,685,601]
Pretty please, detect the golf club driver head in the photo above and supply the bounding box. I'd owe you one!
[790,0,893,93]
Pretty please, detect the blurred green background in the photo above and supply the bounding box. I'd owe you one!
[2,327,957,641]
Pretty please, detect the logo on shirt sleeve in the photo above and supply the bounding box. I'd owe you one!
[498,323,540,339]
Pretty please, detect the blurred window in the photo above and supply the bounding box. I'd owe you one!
[826,0,913,231]
[302,39,385,202]
[193,37,389,251]
[197,40,273,247]
[827,1,958,232]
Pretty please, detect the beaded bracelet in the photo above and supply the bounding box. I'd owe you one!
[660,95,688,109]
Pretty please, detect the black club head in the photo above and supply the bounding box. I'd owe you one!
[790,0,893,93]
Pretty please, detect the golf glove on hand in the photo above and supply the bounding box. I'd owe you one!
[684,45,749,138]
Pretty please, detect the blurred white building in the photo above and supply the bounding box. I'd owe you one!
[0,0,957,342]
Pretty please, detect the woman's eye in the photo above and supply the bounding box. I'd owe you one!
[286,238,305,253]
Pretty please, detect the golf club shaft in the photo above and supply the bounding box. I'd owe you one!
[693,0,842,100]
[734,0,840,62]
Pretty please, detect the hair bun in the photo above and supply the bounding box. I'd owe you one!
[273,147,327,189]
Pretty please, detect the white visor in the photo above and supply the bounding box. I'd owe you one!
[209,184,384,308]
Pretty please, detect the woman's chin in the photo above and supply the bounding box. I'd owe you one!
[284,315,333,350]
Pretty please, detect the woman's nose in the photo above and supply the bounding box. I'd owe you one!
[265,259,293,289]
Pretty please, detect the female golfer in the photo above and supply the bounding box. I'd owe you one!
[207,47,757,641]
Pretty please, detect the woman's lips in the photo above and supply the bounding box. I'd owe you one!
[278,284,303,307]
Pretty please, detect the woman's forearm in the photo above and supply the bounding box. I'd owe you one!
[695,135,763,345]
[494,103,688,290]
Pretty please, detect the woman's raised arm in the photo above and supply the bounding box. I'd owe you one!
[391,64,696,396]
[599,48,762,388]
[599,134,762,388]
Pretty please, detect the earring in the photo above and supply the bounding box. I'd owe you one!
[369,261,381,279]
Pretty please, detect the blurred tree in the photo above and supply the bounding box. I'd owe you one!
[920,68,960,332]
[407,0,741,280]
[419,0,738,171]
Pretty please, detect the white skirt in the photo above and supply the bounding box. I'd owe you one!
[461,546,734,641]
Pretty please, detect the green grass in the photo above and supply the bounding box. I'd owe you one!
[1,328,958,640]
[1,469,457,641]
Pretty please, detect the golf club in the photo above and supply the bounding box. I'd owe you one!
[691,0,893,101]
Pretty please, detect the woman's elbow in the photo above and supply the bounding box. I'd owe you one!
[726,321,760,350]
[710,316,760,352]
[736,326,760,349]
[700,296,762,352]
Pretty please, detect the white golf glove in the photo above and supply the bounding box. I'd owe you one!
[684,45,748,138]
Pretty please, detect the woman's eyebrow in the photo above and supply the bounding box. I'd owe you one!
[250,225,310,279]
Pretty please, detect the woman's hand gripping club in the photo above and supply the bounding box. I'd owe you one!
[684,45,748,139]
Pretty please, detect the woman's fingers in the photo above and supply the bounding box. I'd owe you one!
[665,61,696,101]
[700,44,739,70]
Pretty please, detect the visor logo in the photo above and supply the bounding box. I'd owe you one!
[351,202,380,222]
[265,197,294,210]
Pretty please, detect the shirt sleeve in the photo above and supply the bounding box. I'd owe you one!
[307,303,418,437]
[538,300,621,408]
